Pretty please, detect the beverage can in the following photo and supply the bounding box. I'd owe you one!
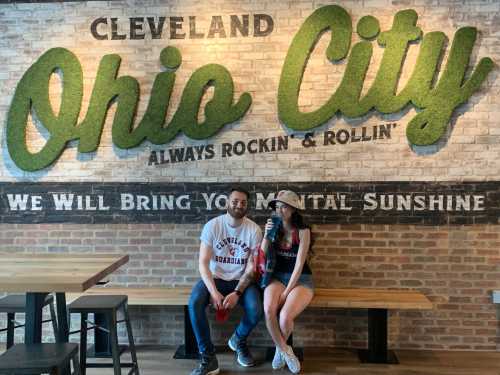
[215,308,230,323]
[267,214,282,242]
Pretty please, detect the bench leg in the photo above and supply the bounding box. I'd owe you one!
[174,306,199,359]
[358,308,398,364]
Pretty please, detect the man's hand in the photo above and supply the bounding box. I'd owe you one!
[222,292,240,310]
[210,290,225,310]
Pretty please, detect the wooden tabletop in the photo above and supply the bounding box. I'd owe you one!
[0,253,129,293]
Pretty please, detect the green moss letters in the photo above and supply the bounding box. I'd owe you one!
[278,5,494,145]
[7,46,251,171]
[6,5,495,171]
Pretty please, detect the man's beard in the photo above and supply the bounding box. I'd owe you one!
[228,205,247,219]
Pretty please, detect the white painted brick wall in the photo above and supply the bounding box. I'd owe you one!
[0,0,497,182]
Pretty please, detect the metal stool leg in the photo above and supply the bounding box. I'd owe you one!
[80,312,88,375]
[25,292,48,344]
[55,293,69,344]
[49,297,59,339]
[123,304,139,375]
[108,312,121,375]
[93,312,112,356]
[73,351,82,375]
[6,312,15,349]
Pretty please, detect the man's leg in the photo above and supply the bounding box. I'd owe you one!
[228,284,263,367]
[236,284,263,338]
[188,280,215,355]
[188,280,221,375]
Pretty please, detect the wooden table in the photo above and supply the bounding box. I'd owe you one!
[0,253,129,374]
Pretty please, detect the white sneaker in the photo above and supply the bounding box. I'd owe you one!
[282,345,300,374]
[272,346,285,370]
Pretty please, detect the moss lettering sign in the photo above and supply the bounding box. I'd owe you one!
[278,6,494,145]
[6,6,494,171]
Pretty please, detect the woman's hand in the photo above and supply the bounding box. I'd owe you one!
[278,290,289,307]
[264,218,274,239]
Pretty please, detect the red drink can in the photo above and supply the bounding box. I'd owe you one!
[215,308,229,323]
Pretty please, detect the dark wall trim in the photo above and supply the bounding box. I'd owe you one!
[0,181,498,225]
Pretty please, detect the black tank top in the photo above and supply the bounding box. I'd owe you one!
[273,228,311,275]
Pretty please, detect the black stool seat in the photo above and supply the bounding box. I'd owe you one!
[68,295,127,313]
[0,294,54,313]
[0,343,80,374]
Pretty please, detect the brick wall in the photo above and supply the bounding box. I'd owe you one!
[0,0,498,182]
[0,0,499,352]
[1,222,499,350]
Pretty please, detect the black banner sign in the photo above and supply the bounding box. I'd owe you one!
[0,182,498,225]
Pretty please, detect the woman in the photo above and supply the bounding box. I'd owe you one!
[261,190,314,374]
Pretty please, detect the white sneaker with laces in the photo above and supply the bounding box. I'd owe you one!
[282,345,300,374]
[272,346,285,370]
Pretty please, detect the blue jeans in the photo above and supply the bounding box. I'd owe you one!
[188,279,263,355]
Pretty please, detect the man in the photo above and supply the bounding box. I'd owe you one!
[188,187,263,375]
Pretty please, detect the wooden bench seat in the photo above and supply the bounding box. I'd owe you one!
[69,287,432,310]
[68,287,192,306]
[67,286,432,364]
[311,288,432,310]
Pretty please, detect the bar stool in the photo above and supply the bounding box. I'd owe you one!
[0,343,80,374]
[68,295,139,375]
[0,294,58,349]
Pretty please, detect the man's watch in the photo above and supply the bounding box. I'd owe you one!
[234,289,242,297]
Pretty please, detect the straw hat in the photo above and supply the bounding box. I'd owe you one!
[268,190,302,210]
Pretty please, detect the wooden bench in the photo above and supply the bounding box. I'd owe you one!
[67,287,432,364]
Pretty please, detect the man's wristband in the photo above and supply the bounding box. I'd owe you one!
[234,289,242,297]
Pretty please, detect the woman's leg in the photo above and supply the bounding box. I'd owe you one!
[279,285,314,340]
[263,280,287,350]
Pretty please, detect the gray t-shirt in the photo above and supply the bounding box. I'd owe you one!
[200,214,262,281]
